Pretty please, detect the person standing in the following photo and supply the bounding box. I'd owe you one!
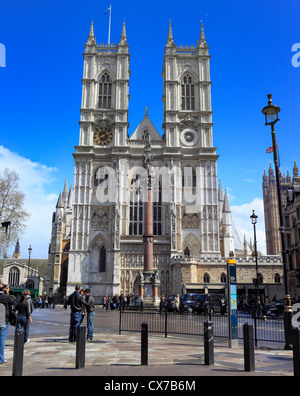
[0,285,15,364]
[67,285,90,342]
[173,294,180,314]
[84,289,95,341]
[23,289,33,344]
[16,294,32,344]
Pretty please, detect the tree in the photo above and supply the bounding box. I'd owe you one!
[0,168,30,257]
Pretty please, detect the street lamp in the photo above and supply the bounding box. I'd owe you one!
[261,94,293,350]
[250,210,259,347]
[27,245,32,288]
[0,221,11,239]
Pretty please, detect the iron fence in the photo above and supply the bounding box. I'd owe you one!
[119,309,285,343]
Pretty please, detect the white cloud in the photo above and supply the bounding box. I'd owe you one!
[0,146,59,259]
[231,197,267,255]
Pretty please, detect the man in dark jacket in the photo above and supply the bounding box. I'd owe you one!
[84,289,95,341]
[67,285,91,342]
[0,285,15,364]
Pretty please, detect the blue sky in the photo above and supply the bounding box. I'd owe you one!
[0,0,300,258]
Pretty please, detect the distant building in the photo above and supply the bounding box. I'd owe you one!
[46,179,72,296]
[263,161,300,299]
[0,241,47,296]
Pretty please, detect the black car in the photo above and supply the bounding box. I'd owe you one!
[192,294,227,315]
[266,300,285,318]
[180,293,201,313]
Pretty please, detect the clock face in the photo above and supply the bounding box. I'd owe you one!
[180,128,198,146]
[93,127,113,146]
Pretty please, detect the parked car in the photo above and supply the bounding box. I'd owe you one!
[266,300,285,318]
[166,294,177,311]
[192,294,227,315]
[180,293,201,313]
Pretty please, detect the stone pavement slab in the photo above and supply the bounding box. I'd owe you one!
[0,332,294,377]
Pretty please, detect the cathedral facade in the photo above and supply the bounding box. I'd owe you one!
[47,21,284,301]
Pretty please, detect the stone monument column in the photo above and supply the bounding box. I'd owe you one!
[139,130,160,306]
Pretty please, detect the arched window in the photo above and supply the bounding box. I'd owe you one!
[203,273,210,283]
[129,174,143,236]
[184,247,191,258]
[220,273,227,284]
[182,166,197,201]
[99,246,106,272]
[153,180,162,236]
[181,74,195,110]
[9,266,20,287]
[94,167,109,187]
[274,273,281,284]
[98,73,113,109]
[26,280,35,290]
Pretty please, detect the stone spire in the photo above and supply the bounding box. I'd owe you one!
[223,189,231,213]
[263,168,268,183]
[12,239,21,259]
[218,180,224,202]
[67,185,72,209]
[56,192,63,209]
[293,160,299,178]
[166,21,174,46]
[85,19,97,50]
[62,178,69,207]
[119,20,128,48]
[268,162,275,182]
[197,21,209,53]
[165,21,177,52]
[89,19,95,38]
[286,169,291,184]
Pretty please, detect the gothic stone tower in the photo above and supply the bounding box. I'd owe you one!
[263,161,300,255]
[67,21,130,296]
[162,22,231,258]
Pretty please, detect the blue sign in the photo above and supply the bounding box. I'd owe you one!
[227,259,238,347]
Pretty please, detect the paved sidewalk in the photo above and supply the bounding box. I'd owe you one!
[0,331,294,377]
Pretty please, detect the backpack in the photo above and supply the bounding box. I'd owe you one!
[8,306,17,327]
[0,303,6,327]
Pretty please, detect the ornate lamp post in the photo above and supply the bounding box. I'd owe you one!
[250,210,259,347]
[262,94,293,350]
[27,245,32,288]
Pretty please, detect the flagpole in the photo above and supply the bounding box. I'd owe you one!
[277,139,281,168]
[108,4,111,46]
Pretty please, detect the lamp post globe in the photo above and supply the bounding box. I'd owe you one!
[262,94,281,124]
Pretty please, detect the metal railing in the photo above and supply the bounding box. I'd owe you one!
[119,309,285,343]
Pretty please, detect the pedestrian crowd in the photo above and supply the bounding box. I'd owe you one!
[103,293,140,311]
[33,294,56,309]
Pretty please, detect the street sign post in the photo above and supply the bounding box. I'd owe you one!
[227,259,239,348]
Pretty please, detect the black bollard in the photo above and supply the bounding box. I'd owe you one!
[243,323,255,372]
[204,321,214,366]
[12,329,25,377]
[293,327,300,377]
[76,325,86,369]
[165,308,168,338]
[141,322,148,366]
